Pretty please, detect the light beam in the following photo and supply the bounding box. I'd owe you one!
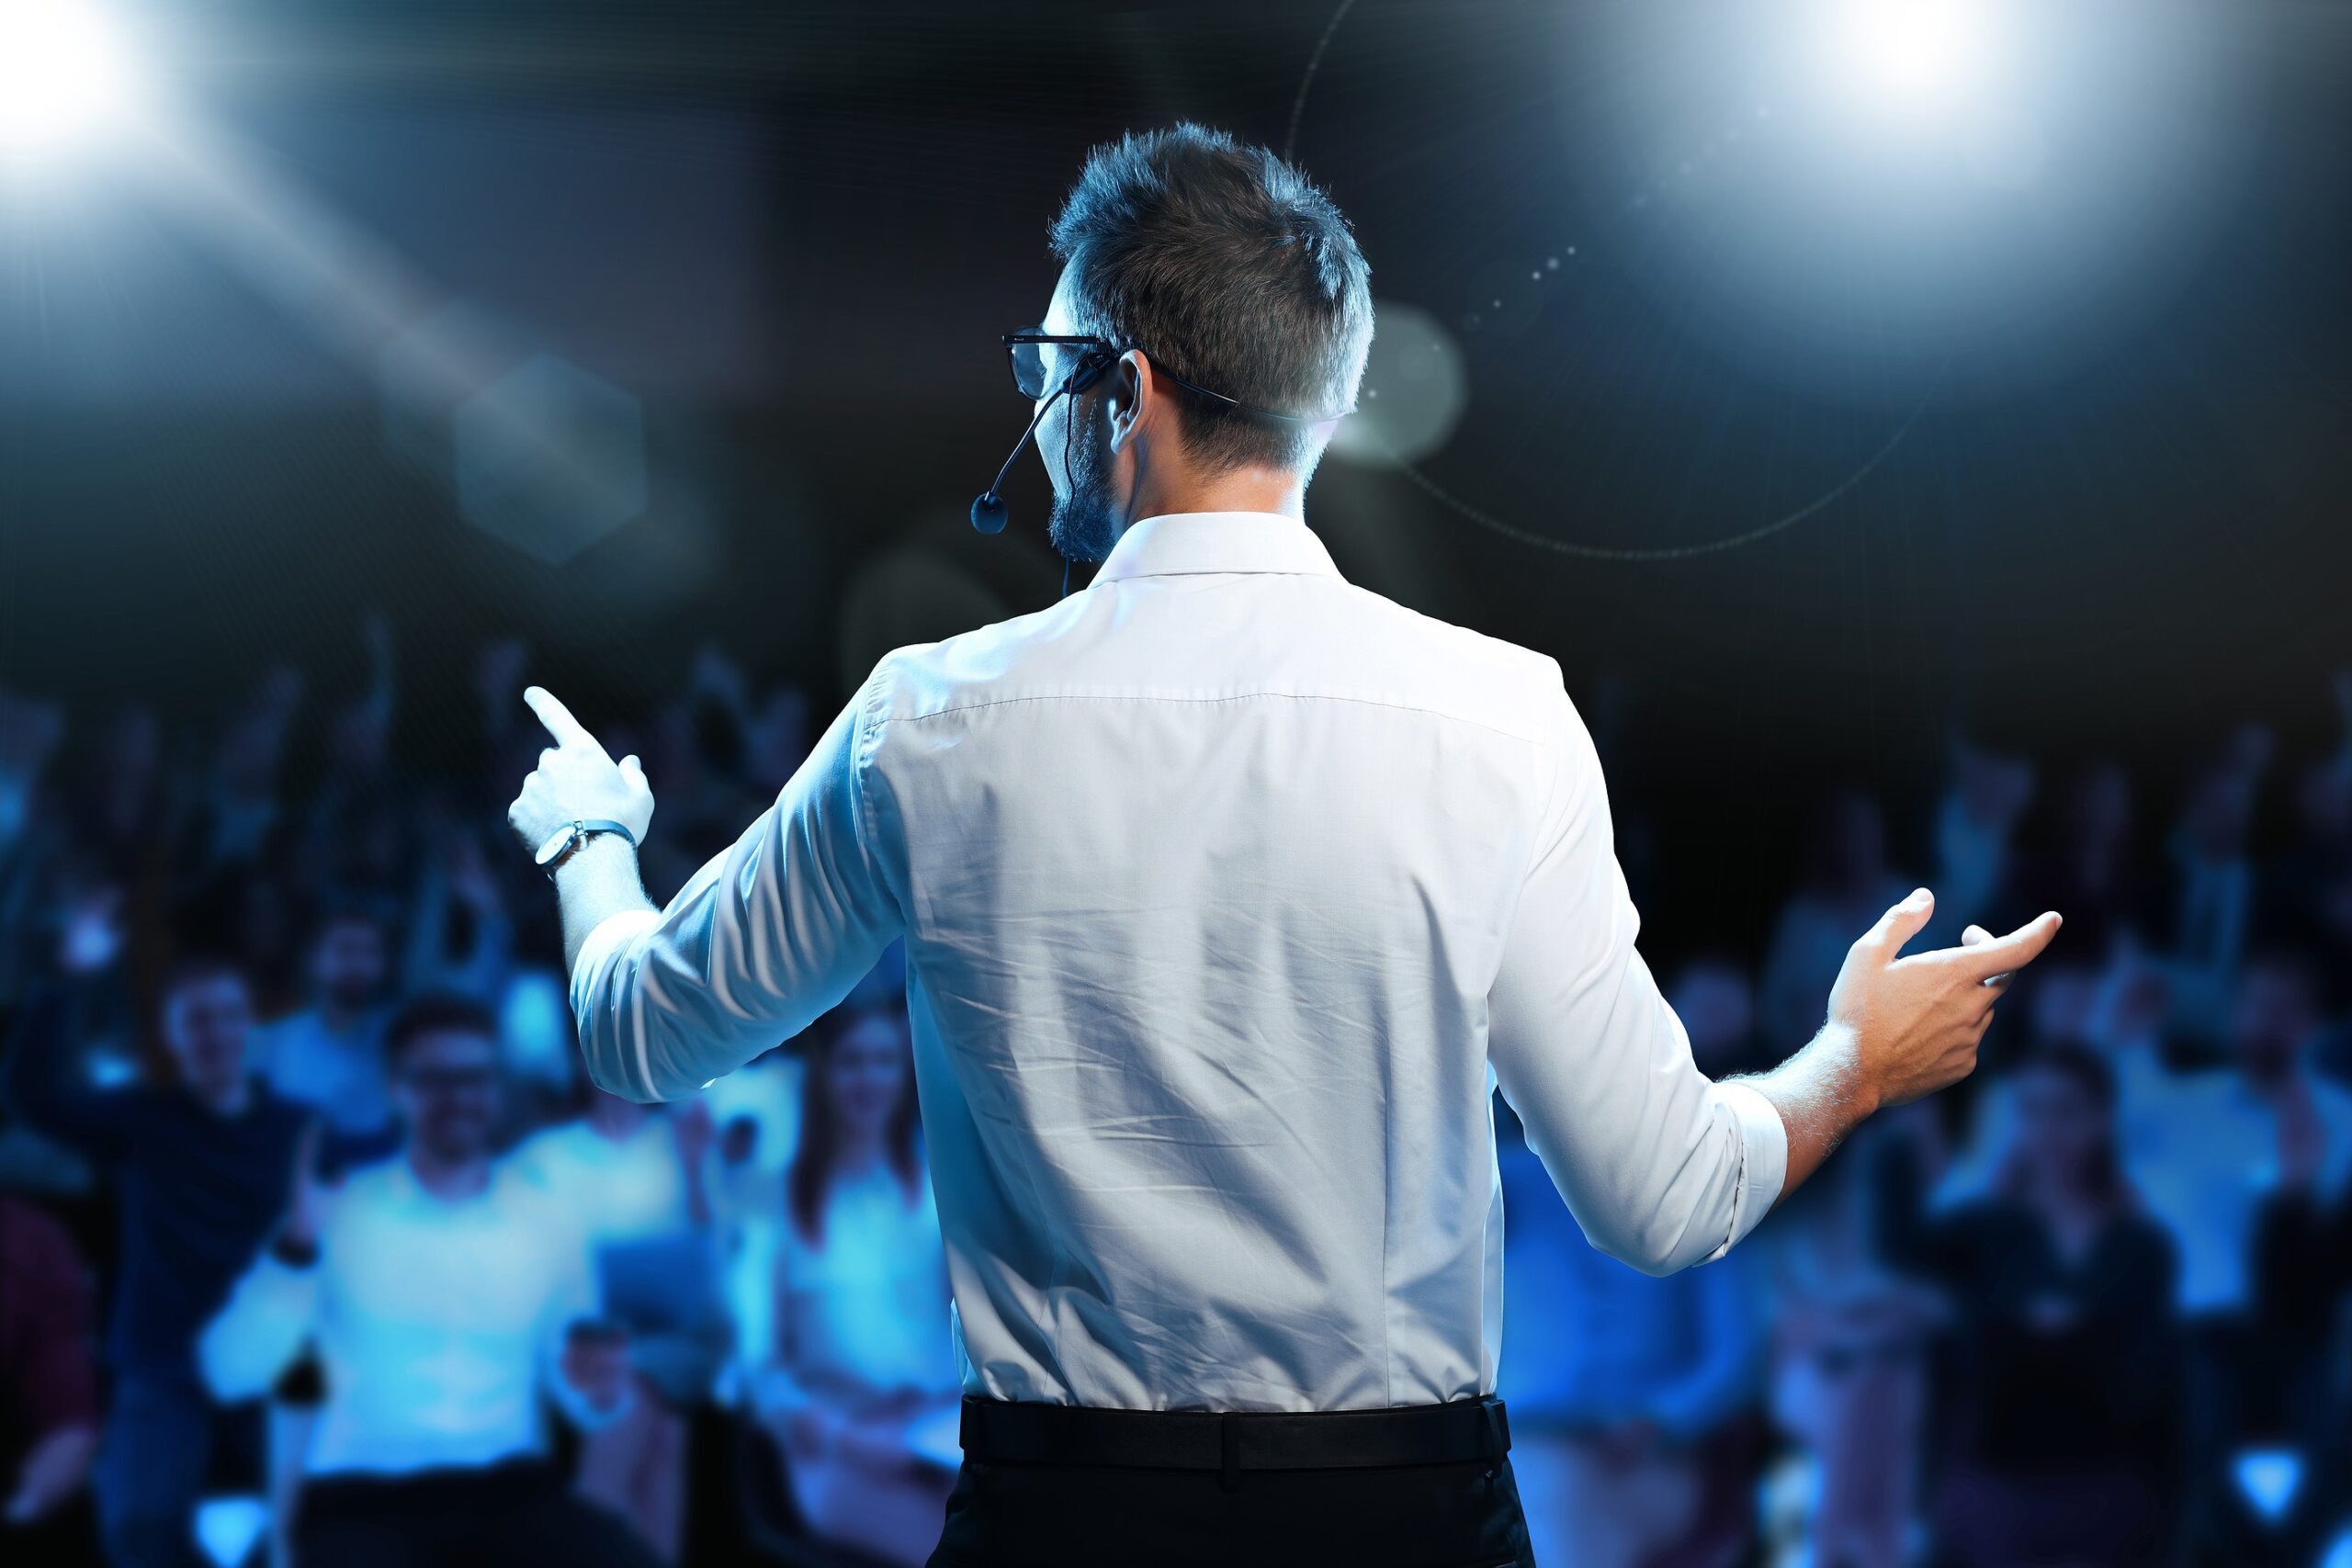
[0,0,135,154]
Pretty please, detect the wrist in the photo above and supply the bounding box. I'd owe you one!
[1814,1021,1883,1118]
[547,825,639,885]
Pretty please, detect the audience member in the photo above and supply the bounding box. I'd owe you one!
[1877,1045,2182,1567]
[4,939,307,1568]
[199,993,656,1568]
[748,1006,956,1568]
[247,908,398,1162]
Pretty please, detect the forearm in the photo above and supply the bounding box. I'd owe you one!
[553,833,656,973]
[1741,1022,1881,1204]
[198,1255,319,1400]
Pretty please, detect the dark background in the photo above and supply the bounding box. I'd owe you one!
[4,0,2348,957]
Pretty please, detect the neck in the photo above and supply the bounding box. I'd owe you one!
[408,1148,492,1201]
[834,1124,890,1174]
[1125,462,1306,533]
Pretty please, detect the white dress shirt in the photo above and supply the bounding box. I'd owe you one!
[198,1156,616,1475]
[572,510,1789,1413]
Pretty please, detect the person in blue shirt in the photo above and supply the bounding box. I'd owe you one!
[4,947,308,1568]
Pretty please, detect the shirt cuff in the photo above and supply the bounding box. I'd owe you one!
[1706,1080,1790,1262]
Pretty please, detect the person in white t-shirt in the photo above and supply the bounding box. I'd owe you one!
[200,994,655,1568]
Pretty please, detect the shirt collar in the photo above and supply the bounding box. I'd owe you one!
[1093,511,1343,583]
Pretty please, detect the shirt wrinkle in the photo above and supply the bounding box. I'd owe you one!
[568,509,1790,1411]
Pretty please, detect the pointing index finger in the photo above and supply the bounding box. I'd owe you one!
[1956,911,2063,981]
[523,686,605,756]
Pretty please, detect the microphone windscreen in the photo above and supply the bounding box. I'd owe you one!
[969,492,1010,535]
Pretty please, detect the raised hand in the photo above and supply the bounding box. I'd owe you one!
[1826,889,2062,1111]
[505,685,655,858]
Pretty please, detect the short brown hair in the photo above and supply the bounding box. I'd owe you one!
[1050,123,1373,472]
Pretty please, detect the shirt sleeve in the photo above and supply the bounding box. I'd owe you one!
[198,1253,321,1403]
[1487,668,1787,1277]
[570,669,906,1103]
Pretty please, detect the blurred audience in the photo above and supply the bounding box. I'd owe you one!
[1877,1044,2182,1567]
[1761,791,1913,1055]
[1499,1100,1764,1568]
[5,636,2352,1566]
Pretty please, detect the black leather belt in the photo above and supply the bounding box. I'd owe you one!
[957,1394,1511,1490]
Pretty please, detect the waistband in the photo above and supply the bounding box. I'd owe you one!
[958,1393,1510,1484]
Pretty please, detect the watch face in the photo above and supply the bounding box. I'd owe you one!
[534,823,576,866]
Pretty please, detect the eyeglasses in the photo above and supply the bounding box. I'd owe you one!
[1001,330,1351,431]
[1002,332,1116,401]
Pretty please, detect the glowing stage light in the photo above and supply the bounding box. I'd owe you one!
[0,0,135,153]
[1825,0,1997,118]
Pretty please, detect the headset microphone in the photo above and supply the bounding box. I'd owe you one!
[970,383,1073,536]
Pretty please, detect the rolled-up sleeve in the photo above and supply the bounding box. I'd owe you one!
[1487,669,1787,1276]
[570,667,906,1102]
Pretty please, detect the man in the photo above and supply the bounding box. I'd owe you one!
[511,124,2060,1565]
[4,952,307,1568]
[198,993,657,1568]
[247,906,397,1157]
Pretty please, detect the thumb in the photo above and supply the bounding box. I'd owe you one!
[1862,887,1937,959]
[619,754,648,790]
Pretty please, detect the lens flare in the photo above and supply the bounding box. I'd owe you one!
[1827,0,1996,118]
[0,0,134,152]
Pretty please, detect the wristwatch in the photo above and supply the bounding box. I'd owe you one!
[534,818,639,878]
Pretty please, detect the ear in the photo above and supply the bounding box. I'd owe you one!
[1106,349,1150,453]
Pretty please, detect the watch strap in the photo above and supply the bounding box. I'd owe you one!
[536,818,639,872]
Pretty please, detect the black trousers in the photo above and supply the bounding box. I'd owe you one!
[294,1457,660,1568]
[927,1400,1536,1568]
